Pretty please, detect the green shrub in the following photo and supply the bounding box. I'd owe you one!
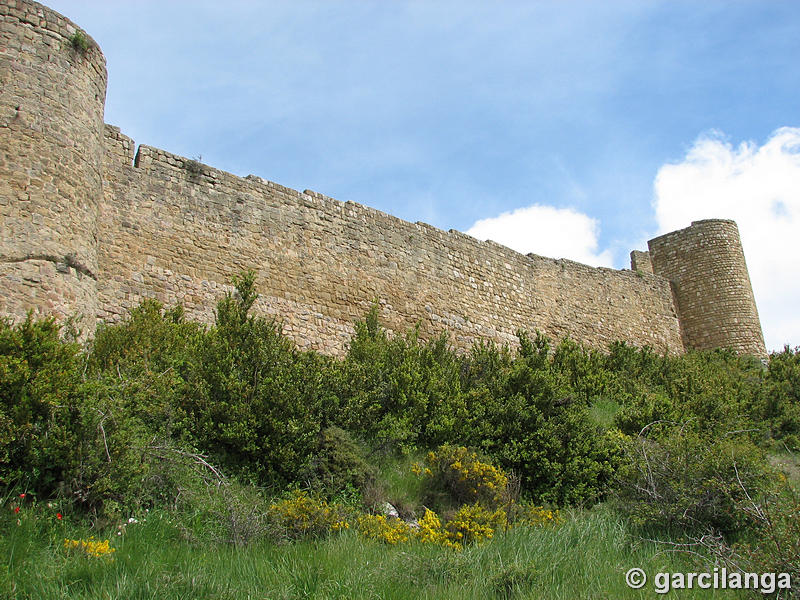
[175,479,269,547]
[459,332,621,505]
[614,424,774,534]
[298,426,376,499]
[182,271,325,487]
[551,337,613,406]
[0,311,211,514]
[614,349,764,442]
[87,300,201,446]
[0,315,86,496]
[489,562,538,599]
[757,346,800,450]
[337,306,465,452]
[735,484,800,587]
[68,31,89,54]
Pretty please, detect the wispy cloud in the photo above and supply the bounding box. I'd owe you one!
[653,127,800,351]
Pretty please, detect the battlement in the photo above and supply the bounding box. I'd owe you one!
[0,0,767,359]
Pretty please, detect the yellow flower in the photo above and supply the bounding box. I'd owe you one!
[64,537,116,558]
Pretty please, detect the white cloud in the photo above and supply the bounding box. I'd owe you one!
[653,127,800,351]
[465,204,614,268]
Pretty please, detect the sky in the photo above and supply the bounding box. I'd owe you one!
[45,1,800,351]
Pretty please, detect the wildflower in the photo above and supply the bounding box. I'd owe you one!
[356,514,411,544]
[57,513,63,520]
[14,506,20,514]
[64,537,116,558]
[416,508,446,545]
[268,490,351,539]
[19,493,25,499]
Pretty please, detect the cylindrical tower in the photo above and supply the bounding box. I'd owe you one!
[648,219,767,358]
[0,0,106,331]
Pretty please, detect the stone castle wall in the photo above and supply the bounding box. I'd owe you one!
[0,0,768,359]
[98,126,685,356]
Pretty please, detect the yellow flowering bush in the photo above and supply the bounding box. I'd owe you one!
[63,537,116,558]
[415,445,510,509]
[355,501,561,552]
[416,508,446,545]
[443,503,507,550]
[267,490,350,540]
[356,514,411,545]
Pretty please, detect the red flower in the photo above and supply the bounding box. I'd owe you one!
[13,506,20,514]
[56,513,63,520]
[19,493,25,499]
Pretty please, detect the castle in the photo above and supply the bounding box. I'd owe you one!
[0,0,767,359]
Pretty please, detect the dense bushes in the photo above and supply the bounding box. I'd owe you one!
[0,315,86,496]
[757,346,800,450]
[613,425,774,533]
[1,271,796,543]
[181,271,328,487]
[335,306,465,451]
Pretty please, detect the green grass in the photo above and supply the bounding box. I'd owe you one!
[373,451,426,516]
[588,397,622,429]
[2,502,752,599]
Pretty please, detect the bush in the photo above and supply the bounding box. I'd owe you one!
[182,271,325,486]
[337,306,465,452]
[176,479,270,547]
[0,311,216,515]
[735,484,800,590]
[356,513,411,544]
[68,31,90,54]
[757,346,800,450]
[614,424,774,534]
[298,426,376,500]
[267,490,350,540]
[0,315,86,496]
[414,445,509,511]
[614,349,764,439]
[459,332,622,505]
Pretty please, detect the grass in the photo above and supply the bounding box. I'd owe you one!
[373,451,426,516]
[588,397,622,428]
[2,502,752,599]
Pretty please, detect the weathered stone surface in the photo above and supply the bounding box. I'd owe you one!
[649,220,766,357]
[630,250,653,275]
[0,0,105,332]
[0,0,767,360]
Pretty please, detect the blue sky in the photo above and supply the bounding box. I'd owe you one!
[46,1,800,350]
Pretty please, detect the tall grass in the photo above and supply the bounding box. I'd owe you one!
[2,502,748,599]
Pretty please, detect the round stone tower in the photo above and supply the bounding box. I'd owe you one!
[648,219,767,359]
[0,0,106,331]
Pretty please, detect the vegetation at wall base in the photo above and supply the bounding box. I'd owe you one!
[1,271,798,597]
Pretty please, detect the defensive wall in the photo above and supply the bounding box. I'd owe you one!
[0,0,768,359]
